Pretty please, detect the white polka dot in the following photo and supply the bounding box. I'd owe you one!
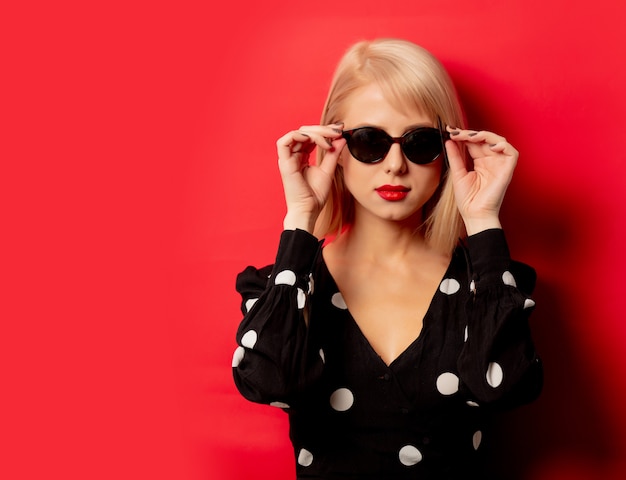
[331,292,347,309]
[319,348,325,363]
[502,271,517,287]
[398,445,422,466]
[297,448,313,467]
[297,288,306,309]
[269,401,290,409]
[308,273,315,294]
[464,325,468,342]
[466,400,479,407]
[439,278,461,295]
[469,280,476,293]
[473,430,482,450]
[486,362,504,388]
[231,346,245,368]
[275,269,297,286]
[244,298,258,312]
[330,388,354,411]
[524,298,536,309]
[436,372,459,395]
[241,330,258,349]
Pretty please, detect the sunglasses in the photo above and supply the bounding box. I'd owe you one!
[341,124,450,165]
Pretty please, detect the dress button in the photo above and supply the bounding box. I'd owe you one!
[378,373,391,381]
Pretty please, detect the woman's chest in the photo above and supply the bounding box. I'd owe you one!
[310,274,470,410]
[326,261,450,366]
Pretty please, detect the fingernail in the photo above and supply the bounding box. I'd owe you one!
[334,122,344,126]
[468,132,478,137]
[326,138,333,146]
[332,128,342,134]
[450,130,460,136]
[489,143,497,147]
[300,132,310,138]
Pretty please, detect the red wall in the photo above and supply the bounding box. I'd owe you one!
[4,1,626,479]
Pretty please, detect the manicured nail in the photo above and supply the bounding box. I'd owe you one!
[326,138,333,146]
[489,143,497,147]
[468,132,478,137]
[300,132,310,138]
[332,128,342,134]
[450,130,460,136]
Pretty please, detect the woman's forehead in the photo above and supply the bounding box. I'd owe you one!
[340,83,433,127]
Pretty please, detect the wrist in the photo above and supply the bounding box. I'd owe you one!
[283,211,316,233]
[463,216,502,236]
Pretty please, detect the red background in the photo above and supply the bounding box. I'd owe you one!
[3,1,626,479]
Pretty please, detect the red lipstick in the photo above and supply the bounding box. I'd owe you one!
[375,185,410,201]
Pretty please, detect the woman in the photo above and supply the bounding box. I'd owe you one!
[232,38,542,479]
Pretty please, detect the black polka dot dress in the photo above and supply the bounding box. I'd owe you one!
[233,228,543,479]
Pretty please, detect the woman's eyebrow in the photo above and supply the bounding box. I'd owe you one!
[347,122,434,132]
[402,123,435,134]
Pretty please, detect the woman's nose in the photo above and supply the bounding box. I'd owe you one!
[383,143,408,175]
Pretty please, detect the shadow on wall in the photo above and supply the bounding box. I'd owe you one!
[451,70,619,480]
[486,279,618,480]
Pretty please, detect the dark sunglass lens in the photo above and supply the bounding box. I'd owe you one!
[403,129,442,164]
[348,128,390,163]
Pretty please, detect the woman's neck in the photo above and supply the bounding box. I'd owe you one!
[334,211,431,264]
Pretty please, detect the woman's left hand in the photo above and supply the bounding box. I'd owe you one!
[444,126,519,235]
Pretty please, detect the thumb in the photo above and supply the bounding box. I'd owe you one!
[445,139,468,182]
[319,138,346,177]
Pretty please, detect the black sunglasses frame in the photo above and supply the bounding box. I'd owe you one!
[341,119,450,165]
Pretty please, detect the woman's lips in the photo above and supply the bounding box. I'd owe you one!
[375,185,410,201]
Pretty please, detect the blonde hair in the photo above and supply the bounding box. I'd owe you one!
[314,38,467,255]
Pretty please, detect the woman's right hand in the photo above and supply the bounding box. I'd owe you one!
[276,124,346,233]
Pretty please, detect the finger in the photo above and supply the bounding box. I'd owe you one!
[447,127,520,162]
[276,131,320,160]
[277,131,308,157]
[447,126,506,145]
[300,124,345,150]
[292,132,316,154]
[299,123,345,137]
[488,141,518,159]
[277,125,345,163]
[297,128,343,151]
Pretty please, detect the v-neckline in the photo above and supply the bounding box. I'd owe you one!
[319,249,454,368]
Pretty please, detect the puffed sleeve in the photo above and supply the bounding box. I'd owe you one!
[457,229,543,409]
[232,229,324,406]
